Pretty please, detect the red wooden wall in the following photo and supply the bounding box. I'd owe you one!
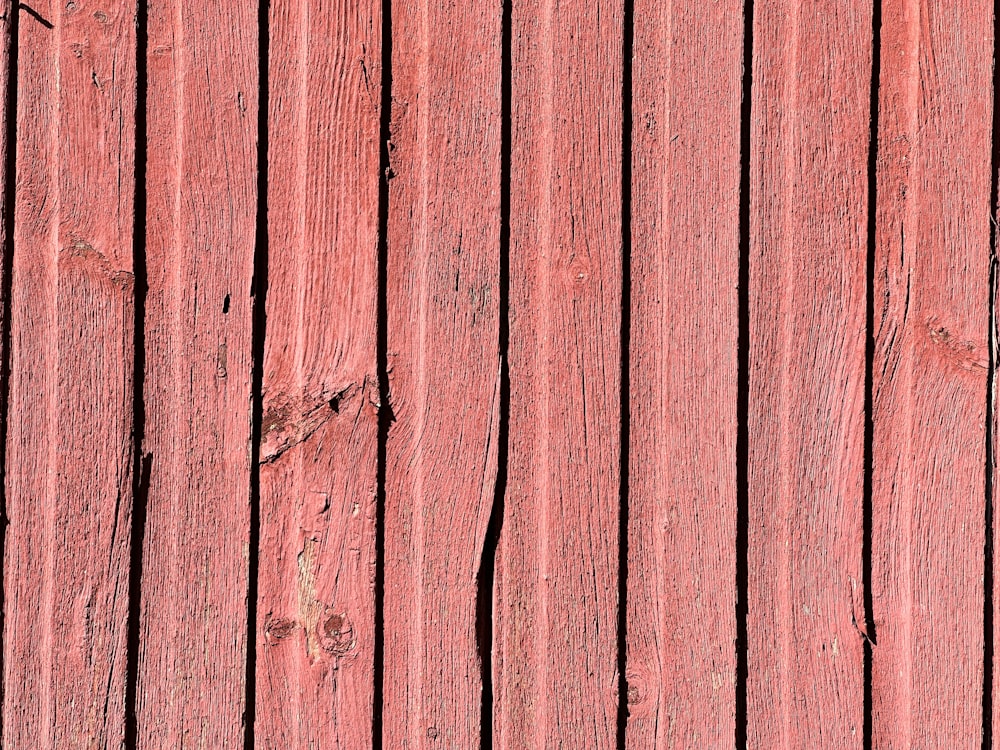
[0,0,997,746]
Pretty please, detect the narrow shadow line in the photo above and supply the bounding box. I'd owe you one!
[616,0,634,746]
[373,0,393,743]
[0,0,18,739]
[985,230,996,750]
[735,0,754,746]
[863,1,883,747]
[18,3,49,29]
[124,454,150,749]
[983,5,1000,745]
[244,0,270,747]
[123,0,148,745]
[476,1,512,746]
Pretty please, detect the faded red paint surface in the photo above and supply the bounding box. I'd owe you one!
[255,1,381,746]
[0,0,996,748]
[872,1,992,746]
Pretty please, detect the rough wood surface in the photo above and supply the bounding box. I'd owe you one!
[872,1,992,746]
[255,0,381,746]
[746,1,872,745]
[381,0,502,745]
[494,0,622,746]
[625,0,742,745]
[3,1,135,746]
[136,0,256,745]
[3,2,1000,746]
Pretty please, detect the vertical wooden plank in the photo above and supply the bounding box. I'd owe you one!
[872,0,992,745]
[625,0,742,745]
[494,0,622,746]
[137,0,256,745]
[255,0,380,745]
[4,0,135,746]
[747,0,871,745]
[382,0,502,745]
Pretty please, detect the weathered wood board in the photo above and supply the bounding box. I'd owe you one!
[747,0,872,745]
[136,0,257,745]
[255,0,381,746]
[381,0,502,746]
[4,1,135,746]
[625,0,743,745]
[872,0,992,746]
[495,0,623,746]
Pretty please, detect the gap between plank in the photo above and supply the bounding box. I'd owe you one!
[863,0,883,747]
[985,217,996,750]
[0,0,17,740]
[983,5,1000,744]
[244,0,271,746]
[616,0,634,744]
[735,0,754,745]
[123,5,150,743]
[474,0,511,743]
[374,0,393,740]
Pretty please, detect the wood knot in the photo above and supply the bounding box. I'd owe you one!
[564,250,593,287]
[623,667,657,716]
[924,317,987,372]
[265,616,297,643]
[319,610,355,655]
[60,240,135,292]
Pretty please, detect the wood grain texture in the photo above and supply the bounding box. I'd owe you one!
[872,0,992,746]
[494,0,622,746]
[382,0,502,745]
[746,0,872,745]
[136,0,256,745]
[625,0,742,745]
[255,0,381,746]
[3,1,135,746]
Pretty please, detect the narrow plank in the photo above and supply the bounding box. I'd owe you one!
[382,0,502,743]
[494,0,622,745]
[255,0,381,745]
[871,0,992,745]
[3,1,135,746]
[746,0,872,745]
[4,0,135,744]
[136,0,256,745]
[625,0,742,744]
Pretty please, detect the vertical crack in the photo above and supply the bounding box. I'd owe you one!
[863,0,883,747]
[373,0,393,742]
[0,0,16,741]
[123,0,148,745]
[985,228,996,750]
[475,0,511,745]
[616,0,634,744]
[983,4,1000,745]
[735,0,754,745]
[244,0,270,746]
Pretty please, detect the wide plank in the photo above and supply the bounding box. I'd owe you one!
[746,0,872,745]
[136,0,257,745]
[494,0,622,746]
[3,1,135,745]
[625,0,742,745]
[871,0,992,746]
[381,0,503,745]
[255,0,381,746]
